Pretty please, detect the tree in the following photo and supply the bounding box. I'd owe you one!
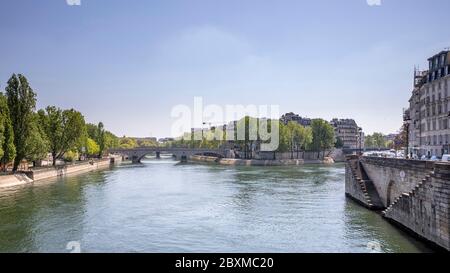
[335,137,344,148]
[311,119,335,159]
[104,131,119,150]
[119,137,138,149]
[38,106,86,165]
[24,113,50,165]
[86,138,100,157]
[372,133,386,149]
[285,121,309,159]
[394,125,408,151]
[97,122,105,157]
[297,126,313,159]
[0,93,16,170]
[5,74,37,171]
[364,135,374,148]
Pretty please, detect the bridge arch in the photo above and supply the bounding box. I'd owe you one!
[109,148,226,163]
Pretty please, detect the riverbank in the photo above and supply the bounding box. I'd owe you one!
[0,155,122,189]
[189,155,334,166]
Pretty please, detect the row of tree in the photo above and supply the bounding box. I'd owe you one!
[167,117,336,159]
[364,126,407,151]
[0,74,120,171]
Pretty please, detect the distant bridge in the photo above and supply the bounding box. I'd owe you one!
[109,147,226,163]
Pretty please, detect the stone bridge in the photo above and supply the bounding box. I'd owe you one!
[346,155,450,251]
[109,147,226,163]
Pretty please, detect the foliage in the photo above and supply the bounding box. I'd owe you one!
[136,138,159,148]
[282,121,313,158]
[64,150,79,162]
[311,119,335,158]
[38,106,86,165]
[394,125,408,150]
[24,113,50,162]
[86,137,100,157]
[335,137,344,148]
[0,93,16,168]
[87,123,119,154]
[365,132,387,149]
[5,74,37,171]
[119,137,138,149]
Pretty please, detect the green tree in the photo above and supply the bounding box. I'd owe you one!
[0,93,16,170]
[364,135,374,148]
[97,122,106,157]
[285,121,299,159]
[104,131,119,150]
[137,138,159,148]
[5,74,37,171]
[335,137,344,148]
[297,125,313,159]
[24,113,50,165]
[86,137,100,157]
[282,121,314,159]
[119,137,138,149]
[38,106,86,165]
[311,119,335,159]
[372,133,386,149]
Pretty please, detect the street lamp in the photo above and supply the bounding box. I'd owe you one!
[358,128,363,155]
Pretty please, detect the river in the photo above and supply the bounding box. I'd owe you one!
[0,157,432,253]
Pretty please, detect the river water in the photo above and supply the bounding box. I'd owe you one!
[0,157,432,253]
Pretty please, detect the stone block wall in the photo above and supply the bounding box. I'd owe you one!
[383,163,450,251]
[361,157,434,207]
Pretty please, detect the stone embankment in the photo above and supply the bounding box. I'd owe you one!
[190,155,334,166]
[0,156,122,189]
[345,155,450,251]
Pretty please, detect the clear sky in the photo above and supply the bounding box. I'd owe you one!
[1,0,449,138]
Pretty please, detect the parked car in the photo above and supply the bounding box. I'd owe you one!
[442,154,450,162]
[430,156,439,161]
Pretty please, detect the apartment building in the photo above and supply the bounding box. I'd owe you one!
[405,50,450,157]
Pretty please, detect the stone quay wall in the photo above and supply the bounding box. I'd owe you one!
[361,157,435,207]
[383,163,450,251]
[345,158,371,208]
[345,156,450,251]
[0,155,122,189]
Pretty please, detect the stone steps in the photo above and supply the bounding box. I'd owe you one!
[350,160,383,210]
[383,173,431,216]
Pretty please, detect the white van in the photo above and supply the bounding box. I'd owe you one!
[442,155,450,162]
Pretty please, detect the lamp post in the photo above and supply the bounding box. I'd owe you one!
[358,128,363,156]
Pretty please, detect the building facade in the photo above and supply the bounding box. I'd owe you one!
[405,50,450,158]
[280,112,312,127]
[330,119,362,150]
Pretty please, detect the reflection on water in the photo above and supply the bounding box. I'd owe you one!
[0,158,432,253]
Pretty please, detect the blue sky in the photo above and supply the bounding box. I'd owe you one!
[1,0,449,138]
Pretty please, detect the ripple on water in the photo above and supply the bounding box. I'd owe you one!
[0,160,433,253]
